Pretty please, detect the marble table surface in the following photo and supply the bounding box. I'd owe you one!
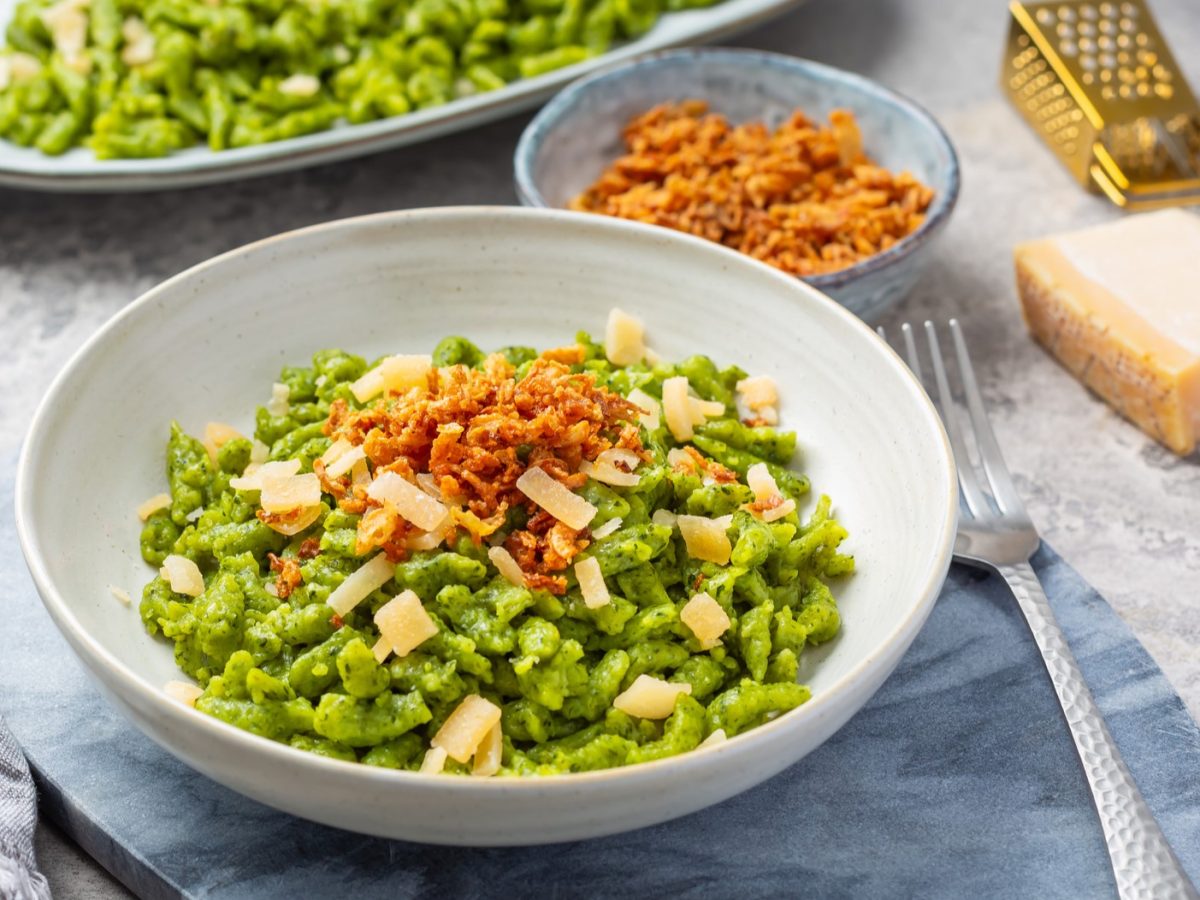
[2,0,1198,894]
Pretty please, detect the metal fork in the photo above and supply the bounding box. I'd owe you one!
[880,319,1198,900]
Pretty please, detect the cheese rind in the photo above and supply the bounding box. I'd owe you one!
[1015,211,1200,456]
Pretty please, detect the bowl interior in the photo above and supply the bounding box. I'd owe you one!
[16,207,954,838]
[521,49,957,226]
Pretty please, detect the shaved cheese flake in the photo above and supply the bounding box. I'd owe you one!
[230,458,301,491]
[627,387,661,431]
[325,445,365,479]
[754,405,780,426]
[164,680,203,707]
[574,556,610,609]
[578,458,640,488]
[370,636,391,664]
[327,553,395,616]
[374,589,438,658]
[406,530,445,552]
[109,585,132,606]
[259,472,321,514]
[651,508,677,529]
[713,514,733,529]
[746,462,782,503]
[41,0,88,60]
[472,722,503,777]
[677,515,732,565]
[351,458,371,488]
[760,498,797,523]
[433,694,503,763]
[604,307,646,366]
[598,448,640,470]
[420,745,448,774]
[661,376,694,442]
[137,492,171,521]
[736,375,778,410]
[320,438,353,466]
[266,382,290,417]
[488,546,526,587]
[120,16,155,66]
[680,591,731,649]
[415,472,442,500]
[350,354,433,403]
[515,466,596,531]
[698,728,728,749]
[688,396,725,426]
[160,555,204,597]
[185,507,203,523]
[666,447,699,473]
[613,675,692,719]
[591,517,622,539]
[250,439,270,465]
[205,421,243,448]
[367,471,450,532]
[279,73,319,97]
[266,504,323,536]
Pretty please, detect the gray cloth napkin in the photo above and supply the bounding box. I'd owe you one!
[0,718,50,900]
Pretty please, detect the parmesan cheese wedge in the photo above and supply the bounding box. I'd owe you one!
[661,376,694,442]
[160,555,204,597]
[164,680,203,707]
[420,745,448,774]
[605,308,646,366]
[677,514,733,565]
[373,588,438,660]
[471,722,503,777]
[229,459,301,491]
[137,493,171,521]
[259,472,321,514]
[591,517,622,539]
[574,556,610,609]
[367,471,450,533]
[488,545,526,587]
[432,695,503,764]
[613,675,692,719]
[515,466,596,531]
[327,553,395,616]
[627,387,661,431]
[680,591,731,649]
[325,445,365,479]
[350,355,433,404]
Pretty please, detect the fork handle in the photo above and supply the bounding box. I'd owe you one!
[998,561,1198,900]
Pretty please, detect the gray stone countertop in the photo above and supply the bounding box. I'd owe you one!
[3,0,1198,895]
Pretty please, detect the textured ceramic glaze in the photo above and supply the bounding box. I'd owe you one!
[14,206,956,844]
[514,48,960,321]
[0,0,809,192]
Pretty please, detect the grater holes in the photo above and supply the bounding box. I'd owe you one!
[1078,4,1097,20]
[1119,1,1137,17]
[1058,4,1077,21]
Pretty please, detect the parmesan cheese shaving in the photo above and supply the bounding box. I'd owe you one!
[651,508,678,529]
[760,498,797,522]
[229,458,301,491]
[350,355,433,403]
[698,728,728,749]
[160,555,204,597]
[604,307,646,366]
[432,694,503,763]
[488,545,526,587]
[185,507,203,523]
[7,53,41,83]
[373,589,438,659]
[164,680,203,707]
[578,458,640,488]
[688,396,725,425]
[320,438,352,466]
[415,472,442,500]
[265,504,323,536]
[676,514,733,565]
[367,471,450,532]
[266,382,291,417]
[626,387,661,431]
[680,591,731,649]
[472,722,503,777]
[661,376,694,442]
[515,466,597,531]
[278,73,319,97]
[574,556,610,609]
[109,585,132,606]
[41,0,88,62]
[612,675,692,719]
[327,553,395,616]
[120,16,155,66]
[746,462,781,502]
[324,445,365,479]
[136,493,171,521]
[591,517,622,539]
[370,636,391,664]
[736,375,778,410]
[259,472,321,514]
[419,745,448,774]
[204,422,243,458]
[250,439,270,465]
[351,458,370,488]
[666,447,699,472]
[406,530,445,552]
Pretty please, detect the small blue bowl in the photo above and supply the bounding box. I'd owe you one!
[514,48,960,321]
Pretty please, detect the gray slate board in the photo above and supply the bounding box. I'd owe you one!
[2,471,1199,899]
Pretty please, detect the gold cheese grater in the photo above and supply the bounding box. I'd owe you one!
[1002,0,1200,210]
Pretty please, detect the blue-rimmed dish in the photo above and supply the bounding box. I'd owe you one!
[514,48,960,321]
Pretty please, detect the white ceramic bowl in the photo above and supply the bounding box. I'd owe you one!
[16,207,956,845]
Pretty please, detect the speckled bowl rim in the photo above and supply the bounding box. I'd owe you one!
[513,47,961,291]
[15,206,956,799]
